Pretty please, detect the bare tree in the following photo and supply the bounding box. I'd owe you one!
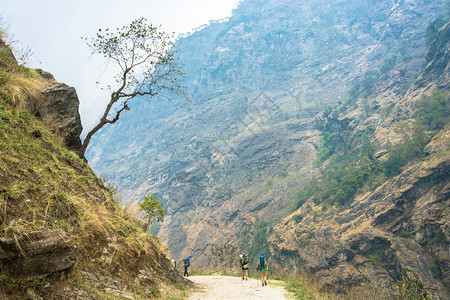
[80,18,186,156]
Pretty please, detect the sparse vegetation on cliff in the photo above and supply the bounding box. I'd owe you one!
[292,87,448,212]
[238,219,272,266]
[0,49,45,110]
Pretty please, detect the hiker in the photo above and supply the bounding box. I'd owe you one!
[239,253,249,280]
[182,257,191,277]
[256,253,268,286]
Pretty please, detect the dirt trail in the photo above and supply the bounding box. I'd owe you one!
[187,275,290,299]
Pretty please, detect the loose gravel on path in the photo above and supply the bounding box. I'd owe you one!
[187,275,290,300]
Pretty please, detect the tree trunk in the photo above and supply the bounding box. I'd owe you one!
[78,120,106,157]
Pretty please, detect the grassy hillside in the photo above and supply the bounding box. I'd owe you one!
[0,42,187,299]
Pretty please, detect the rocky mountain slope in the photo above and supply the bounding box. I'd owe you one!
[272,19,449,298]
[86,0,448,296]
[0,39,187,299]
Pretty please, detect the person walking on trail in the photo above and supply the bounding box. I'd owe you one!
[183,256,191,277]
[256,253,268,286]
[239,253,249,280]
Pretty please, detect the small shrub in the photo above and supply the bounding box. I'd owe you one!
[138,194,165,225]
[294,214,303,223]
[381,55,397,74]
[414,90,449,131]
[398,232,412,238]
[430,263,443,280]
[397,277,431,300]
[285,277,316,300]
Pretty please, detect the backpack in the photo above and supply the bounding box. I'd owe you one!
[258,253,266,270]
[184,257,190,267]
[241,254,249,265]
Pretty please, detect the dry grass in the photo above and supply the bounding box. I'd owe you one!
[0,99,185,298]
[274,272,398,300]
[0,38,47,110]
[0,69,46,109]
[0,28,5,40]
[0,41,186,298]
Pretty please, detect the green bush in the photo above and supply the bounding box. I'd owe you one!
[414,90,449,131]
[138,194,165,224]
[430,263,443,280]
[397,277,431,300]
[349,70,380,100]
[285,277,316,300]
[294,214,303,223]
[381,55,397,74]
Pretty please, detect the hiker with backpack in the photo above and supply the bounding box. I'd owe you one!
[183,256,191,277]
[256,253,268,286]
[239,253,249,280]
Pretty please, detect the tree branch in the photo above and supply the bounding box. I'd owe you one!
[78,18,186,157]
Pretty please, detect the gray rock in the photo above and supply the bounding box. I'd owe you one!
[100,275,127,290]
[26,288,44,300]
[423,142,444,155]
[0,230,76,279]
[37,83,83,152]
[73,288,97,300]
[38,71,55,81]
[272,158,450,297]
[81,272,127,290]
[104,288,136,300]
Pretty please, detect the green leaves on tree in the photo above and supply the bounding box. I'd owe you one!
[139,194,165,224]
[79,17,187,157]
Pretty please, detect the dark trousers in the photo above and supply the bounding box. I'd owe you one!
[184,266,189,277]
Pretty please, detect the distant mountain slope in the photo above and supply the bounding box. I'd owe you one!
[271,19,449,298]
[86,0,447,293]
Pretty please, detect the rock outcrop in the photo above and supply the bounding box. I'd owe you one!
[0,230,76,279]
[270,17,450,298]
[38,81,83,152]
[0,37,83,152]
[271,157,449,297]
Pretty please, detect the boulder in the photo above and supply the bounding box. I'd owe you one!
[0,230,77,279]
[37,82,83,152]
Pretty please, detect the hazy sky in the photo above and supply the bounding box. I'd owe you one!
[0,0,241,136]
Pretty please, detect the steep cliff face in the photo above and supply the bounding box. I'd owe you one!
[86,0,446,266]
[271,20,449,298]
[38,78,83,152]
[271,157,449,296]
[0,39,186,299]
[373,20,450,149]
